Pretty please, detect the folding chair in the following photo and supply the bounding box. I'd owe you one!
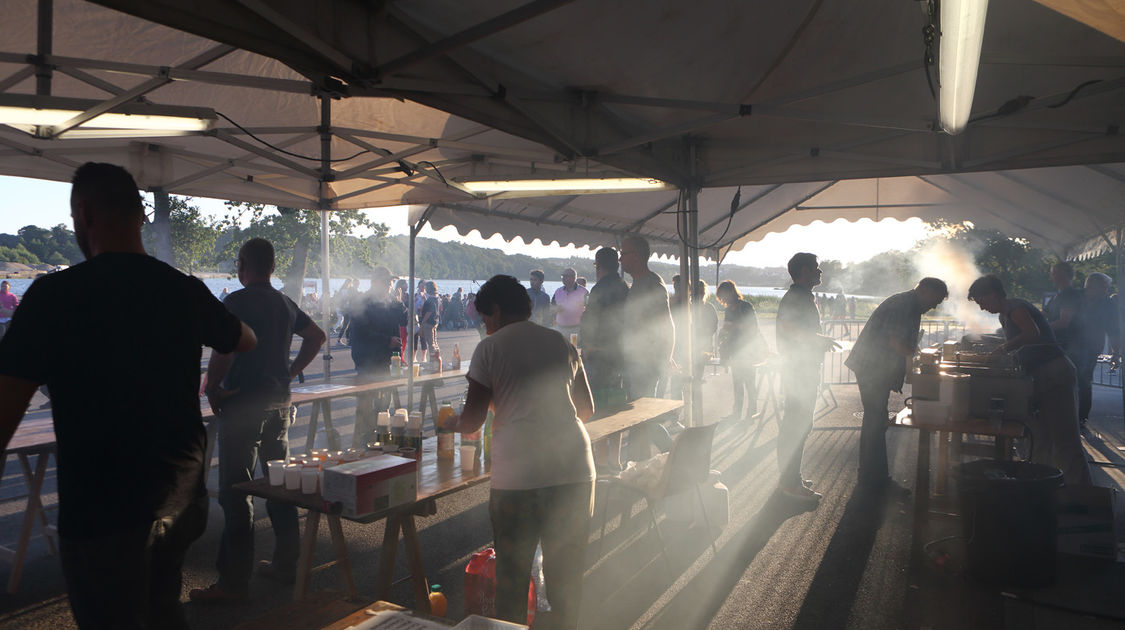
[596,423,719,570]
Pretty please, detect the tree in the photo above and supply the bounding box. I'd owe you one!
[0,244,40,265]
[162,197,218,275]
[217,202,387,301]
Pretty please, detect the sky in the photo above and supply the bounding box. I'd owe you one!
[0,174,932,267]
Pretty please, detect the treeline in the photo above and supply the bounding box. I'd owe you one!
[0,225,85,266]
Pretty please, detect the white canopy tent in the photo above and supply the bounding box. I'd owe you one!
[6,0,1125,421]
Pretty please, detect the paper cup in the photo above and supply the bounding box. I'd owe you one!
[283,464,301,490]
[301,468,318,494]
[267,460,286,486]
[460,446,476,471]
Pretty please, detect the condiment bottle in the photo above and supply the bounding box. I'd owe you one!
[436,402,456,459]
[428,584,447,616]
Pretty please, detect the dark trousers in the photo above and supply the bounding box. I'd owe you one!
[216,405,300,590]
[730,362,757,418]
[60,496,208,630]
[490,481,595,630]
[1076,351,1098,421]
[779,367,818,487]
[856,372,893,485]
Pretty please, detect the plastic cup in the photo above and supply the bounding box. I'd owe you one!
[460,446,476,471]
[267,460,285,486]
[283,464,301,490]
[570,333,578,346]
[301,468,318,494]
[412,364,421,378]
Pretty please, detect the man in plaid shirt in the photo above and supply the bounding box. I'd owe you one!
[845,278,948,489]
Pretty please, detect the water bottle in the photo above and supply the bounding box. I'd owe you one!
[437,401,456,459]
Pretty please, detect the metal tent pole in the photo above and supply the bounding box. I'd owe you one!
[319,95,333,380]
[36,0,52,96]
[677,188,694,427]
[687,184,702,427]
[1117,225,1124,420]
[407,206,435,412]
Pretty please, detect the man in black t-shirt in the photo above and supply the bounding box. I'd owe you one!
[191,238,325,603]
[0,163,255,629]
[348,266,407,447]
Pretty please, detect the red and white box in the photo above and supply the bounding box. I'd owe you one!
[322,454,417,518]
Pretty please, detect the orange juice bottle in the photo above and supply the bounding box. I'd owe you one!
[428,584,447,616]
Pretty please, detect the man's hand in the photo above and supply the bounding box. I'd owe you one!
[205,386,240,416]
[389,336,401,349]
[442,412,459,431]
[821,335,842,352]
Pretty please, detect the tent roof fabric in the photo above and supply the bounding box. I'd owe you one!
[2,0,1123,259]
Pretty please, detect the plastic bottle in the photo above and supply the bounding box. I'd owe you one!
[390,351,401,377]
[390,408,406,447]
[437,401,456,459]
[452,343,462,370]
[433,347,443,373]
[407,411,423,458]
[428,584,447,617]
[376,411,391,445]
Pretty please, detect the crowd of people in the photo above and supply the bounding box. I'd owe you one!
[0,162,1122,629]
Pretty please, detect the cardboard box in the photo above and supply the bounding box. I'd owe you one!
[322,454,417,518]
[1056,486,1117,560]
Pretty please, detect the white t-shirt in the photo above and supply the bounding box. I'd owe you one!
[468,320,595,490]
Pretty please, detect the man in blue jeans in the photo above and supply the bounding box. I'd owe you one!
[192,238,325,603]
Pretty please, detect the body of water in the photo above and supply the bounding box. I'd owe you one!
[6,273,878,303]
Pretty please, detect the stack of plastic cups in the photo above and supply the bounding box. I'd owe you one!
[283,463,302,490]
[267,460,286,486]
[407,411,423,459]
[300,462,319,494]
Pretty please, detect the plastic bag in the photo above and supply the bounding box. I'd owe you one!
[464,547,541,624]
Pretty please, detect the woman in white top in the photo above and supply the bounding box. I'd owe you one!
[442,274,595,629]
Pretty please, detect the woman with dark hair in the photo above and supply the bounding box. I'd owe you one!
[968,274,1091,485]
[716,280,764,422]
[442,275,595,629]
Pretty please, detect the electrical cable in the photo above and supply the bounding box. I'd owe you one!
[1046,79,1102,109]
[216,112,371,163]
[676,186,740,251]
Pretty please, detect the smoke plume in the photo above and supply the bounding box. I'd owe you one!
[912,240,996,333]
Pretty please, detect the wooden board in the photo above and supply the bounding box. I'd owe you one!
[585,397,683,442]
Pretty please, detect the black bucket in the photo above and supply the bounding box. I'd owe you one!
[957,460,1064,587]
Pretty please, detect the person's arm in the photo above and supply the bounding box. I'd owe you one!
[289,320,327,379]
[572,361,594,422]
[445,376,492,434]
[997,306,1041,353]
[1050,305,1076,331]
[204,351,237,415]
[0,375,36,453]
[235,321,257,353]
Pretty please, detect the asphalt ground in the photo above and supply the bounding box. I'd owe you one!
[2,326,1124,629]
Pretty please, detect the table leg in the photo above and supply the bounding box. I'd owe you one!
[306,402,321,454]
[375,514,403,600]
[911,429,931,566]
[935,431,949,496]
[294,510,322,601]
[326,515,356,599]
[8,450,52,594]
[322,402,340,451]
[399,514,431,613]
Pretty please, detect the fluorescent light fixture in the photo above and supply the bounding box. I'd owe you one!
[460,177,670,194]
[939,0,990,135]
[0,94,215,137]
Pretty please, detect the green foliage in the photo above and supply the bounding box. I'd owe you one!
[0,244,40,265]
[216,202,386,276]
[14,224,83,265]
[168,197,218,275]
